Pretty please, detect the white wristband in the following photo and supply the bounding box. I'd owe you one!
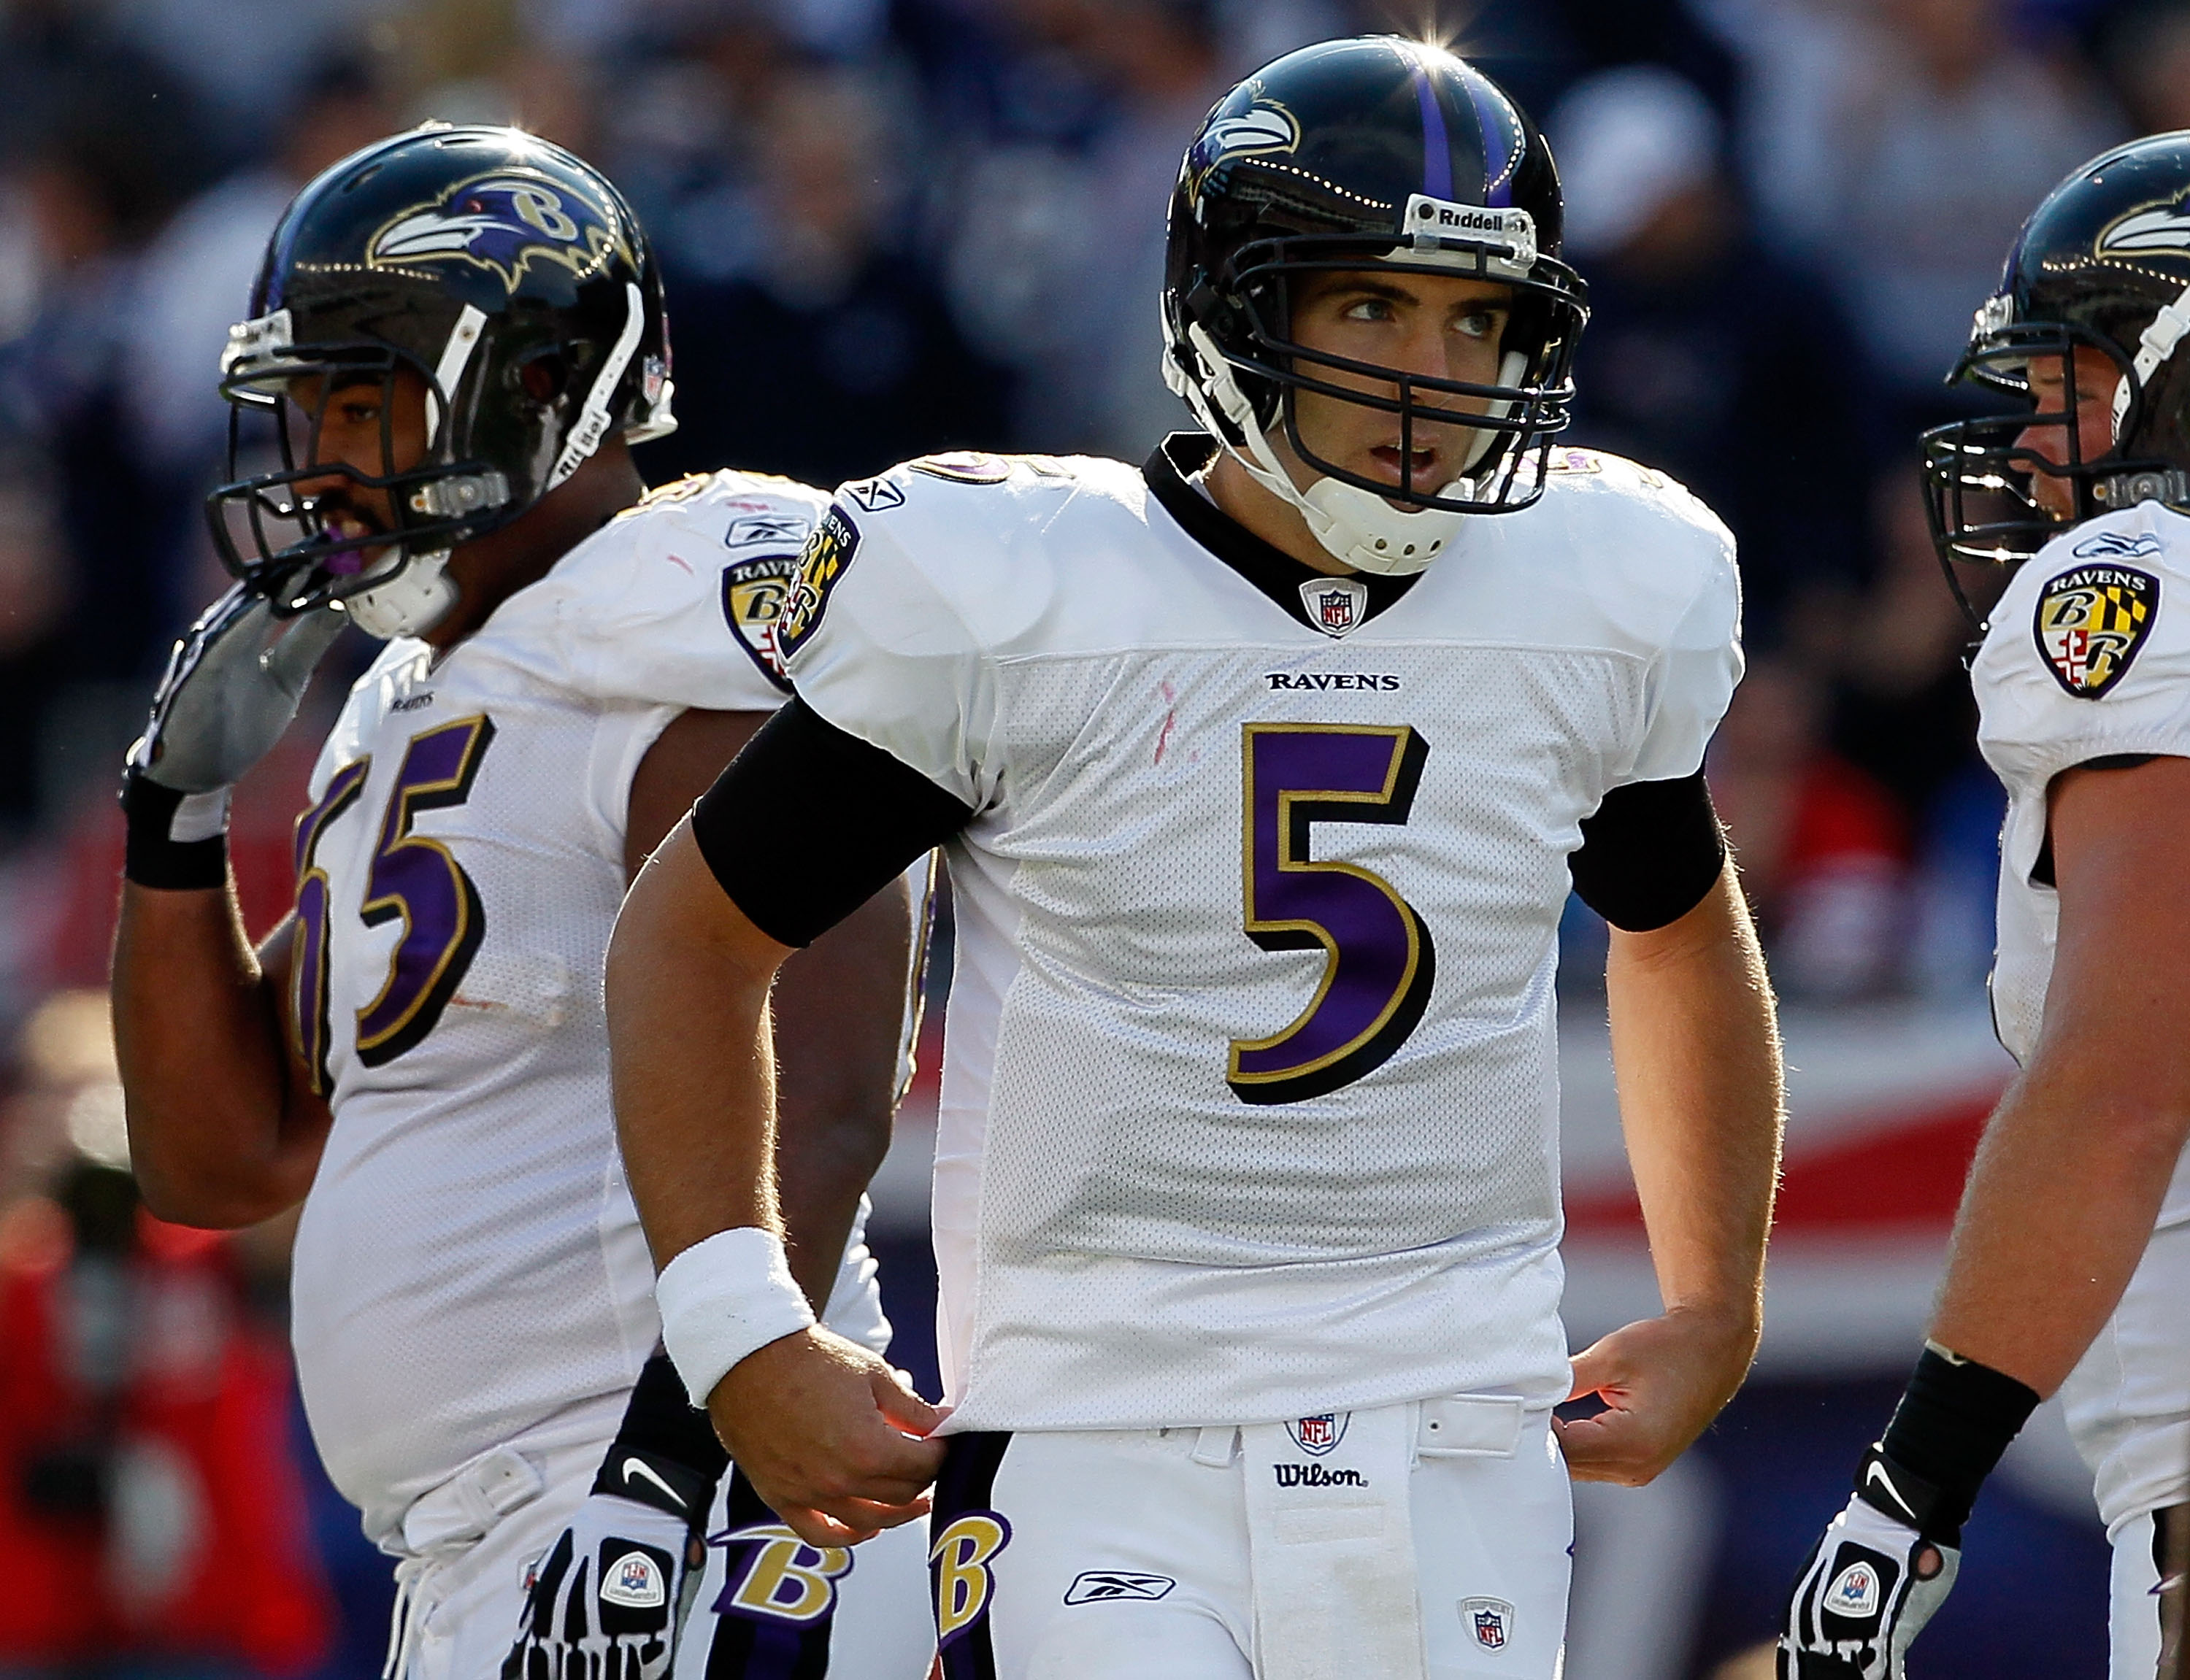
[655,1228,818,1407]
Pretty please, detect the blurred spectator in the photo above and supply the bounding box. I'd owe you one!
[645,65,1014,488]
[123,54,397,494]
[1709,656,1910,999]
[1552,65,1871,649]
[0,993,333,1676]
[945,0,1227,457]
[1708,0,2121,417]
[1829,468,1985,840]
[2094,0,2190,134]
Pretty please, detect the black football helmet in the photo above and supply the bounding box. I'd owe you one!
[1162,36,1587,574]
[208,125,673,637]
[1922,131,2190,586]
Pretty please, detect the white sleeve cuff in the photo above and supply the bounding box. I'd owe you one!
[654,1227,818,1407]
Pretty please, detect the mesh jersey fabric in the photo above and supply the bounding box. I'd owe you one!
[285,470,895,1545]
[1972,497,2190,1230]
[1972,499,2190,1533]
[785,443,1742,1433]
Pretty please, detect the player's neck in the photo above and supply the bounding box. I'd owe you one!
[1204,448,1359,577]
[423,444,648,649]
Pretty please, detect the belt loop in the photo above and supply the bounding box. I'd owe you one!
[1191,1425,1239,1468]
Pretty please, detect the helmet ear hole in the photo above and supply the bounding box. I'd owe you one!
[515,348,569,404]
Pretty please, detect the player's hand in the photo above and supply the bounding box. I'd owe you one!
[127,585,347,794]
[502,1492,698,1680]
[706,1325,944,1549]
[1778,1480,1959,1679]
[1554,1303,1757,1485]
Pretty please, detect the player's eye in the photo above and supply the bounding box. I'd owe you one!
[1342,296,1396,323]
[1453,308,1504,341]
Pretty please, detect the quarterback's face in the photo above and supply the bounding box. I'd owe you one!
[2013,346,2120,518]
[285,367,432,554]
[1285,269,1514,498]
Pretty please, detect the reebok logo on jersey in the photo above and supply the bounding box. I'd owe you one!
[2072,530,2162,560]
[843,476,904,513]
[1272,1463,1367,1488]
[1264,671,1399,691]
[2035,563,2157,698]
[1064,1571,1176,1605]
[724,512,812,550]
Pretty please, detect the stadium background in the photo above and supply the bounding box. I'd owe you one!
[1,0,2183,1672]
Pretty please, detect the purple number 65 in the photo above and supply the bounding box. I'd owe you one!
[1229,723,1435,1104]
[354,714,496,1066]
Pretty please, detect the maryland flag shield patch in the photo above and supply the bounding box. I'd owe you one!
[777,506,860,664]
[2034,563,2158,698]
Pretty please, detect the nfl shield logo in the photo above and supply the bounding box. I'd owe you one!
[1286,1412,1348,1456]
[1297,577,1368,638]
[1461,1597,1514,1650]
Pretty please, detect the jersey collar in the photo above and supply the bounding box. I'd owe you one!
[1143,433,1424,633]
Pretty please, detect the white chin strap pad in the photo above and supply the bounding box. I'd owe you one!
[346,548,456,639]
[1170,321,1473,577]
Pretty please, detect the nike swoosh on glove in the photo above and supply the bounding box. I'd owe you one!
[128,585,347,794]
[1778,1486,1959,1679]
[502,1494,698,1680]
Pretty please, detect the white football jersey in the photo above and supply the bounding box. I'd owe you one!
[784,441,1741,1433]
[1973,498,2190,1232]
[285,470,891,1545]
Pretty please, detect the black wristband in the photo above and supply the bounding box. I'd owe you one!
[1863,1345,2040,1542]
[591,1350,730,1525]
[120,773,231,891]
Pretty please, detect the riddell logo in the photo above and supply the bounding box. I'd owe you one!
[1273,1463,1367,1489]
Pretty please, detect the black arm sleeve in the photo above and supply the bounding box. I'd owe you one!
[689,695,976,948]
[1567,769,1726,932]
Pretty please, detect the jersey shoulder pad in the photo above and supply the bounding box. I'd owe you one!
[1975,502,2190,764]
[834,450,1135,520]
[507,470,832,709]
[1542,446,1732,547]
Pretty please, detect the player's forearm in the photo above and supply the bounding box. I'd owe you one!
[110,885,311,1225]
[1929,1054,2189,1395]
[607,821,788,1267]
[1605,863,1783,1330]
[770,878,912,1309]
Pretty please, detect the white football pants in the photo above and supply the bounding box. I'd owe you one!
[929,1397,1572,1680]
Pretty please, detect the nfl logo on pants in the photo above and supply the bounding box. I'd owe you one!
[1461,1596,1513,1651]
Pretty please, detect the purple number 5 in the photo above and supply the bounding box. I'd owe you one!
[355,714,496,1066]
[1229,723,1434,1104]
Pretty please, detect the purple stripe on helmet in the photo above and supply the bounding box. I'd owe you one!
[1457,66,1515,208]
[1413,66,1453,201]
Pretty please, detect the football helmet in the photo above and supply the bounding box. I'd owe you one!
[208,125,674,638]
[1923,132,2190,582]
[1162,36,1588,576]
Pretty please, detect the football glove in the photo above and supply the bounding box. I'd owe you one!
[502,1492,701,1680]
[127,585,347,795]
[1778,1453,1960,1680]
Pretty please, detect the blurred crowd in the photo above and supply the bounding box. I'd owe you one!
[0,0,2184,1671]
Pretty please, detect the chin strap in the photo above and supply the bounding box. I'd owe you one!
[2114,276,2190,443]
[1167,320,1495,577]
[347,547,456,639]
